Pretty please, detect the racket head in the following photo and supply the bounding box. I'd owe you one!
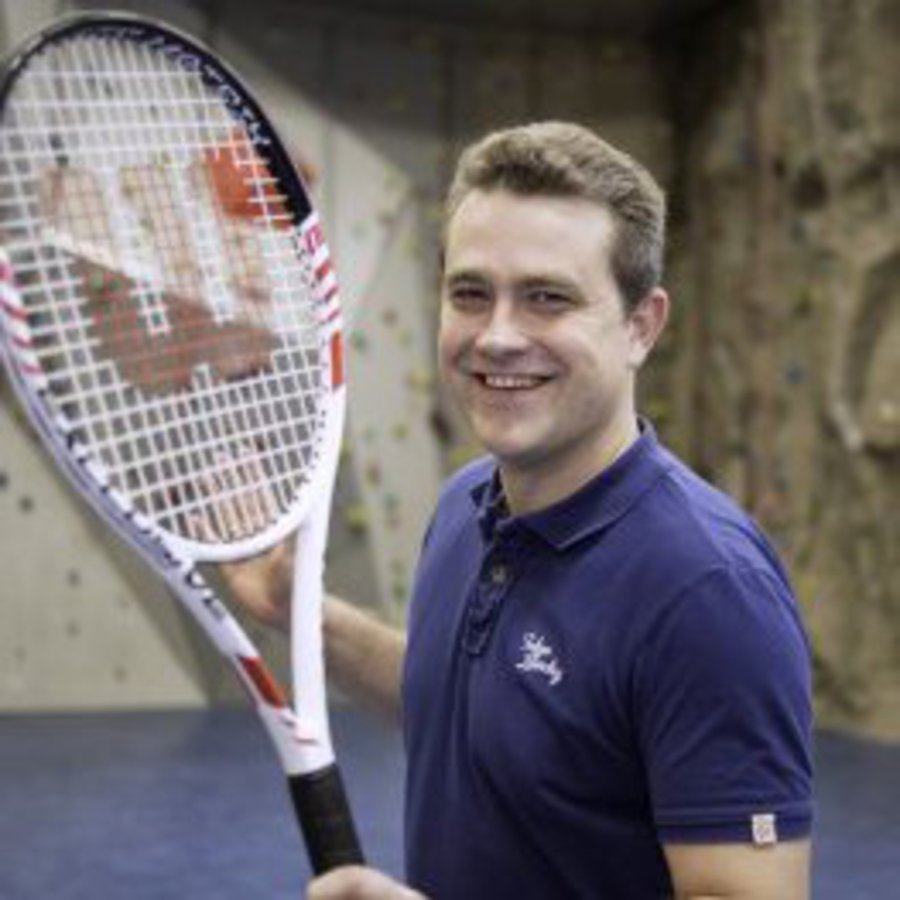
[0,13,345,564]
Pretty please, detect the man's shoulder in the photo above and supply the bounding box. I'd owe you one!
[630,446,789,589]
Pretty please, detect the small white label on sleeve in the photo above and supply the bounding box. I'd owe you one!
[751,813,778,845]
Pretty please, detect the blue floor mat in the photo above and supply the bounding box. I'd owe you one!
[0,709,897,898]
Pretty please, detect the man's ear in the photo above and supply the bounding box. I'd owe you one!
[627,287,669,370]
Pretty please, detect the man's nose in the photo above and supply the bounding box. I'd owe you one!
[474,298,528,355]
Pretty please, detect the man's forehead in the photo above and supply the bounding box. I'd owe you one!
[451,186,611,216]
[446,189,615,245]
[442,190,617,281]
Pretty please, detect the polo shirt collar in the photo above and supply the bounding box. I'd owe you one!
[470,420,668,551]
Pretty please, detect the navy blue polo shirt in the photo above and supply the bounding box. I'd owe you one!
[402,423,813,899]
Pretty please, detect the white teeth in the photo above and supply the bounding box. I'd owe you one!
[482,374,542,389]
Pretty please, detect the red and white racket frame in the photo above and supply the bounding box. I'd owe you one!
[0,217,345,775]
[0,12,361,873]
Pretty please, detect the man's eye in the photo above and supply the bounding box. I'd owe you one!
[529,289,571,310]
[448,286,488,308]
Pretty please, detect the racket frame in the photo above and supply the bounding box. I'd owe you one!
[0,11,362,873]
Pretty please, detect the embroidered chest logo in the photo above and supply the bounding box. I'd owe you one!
[515,632,564,686]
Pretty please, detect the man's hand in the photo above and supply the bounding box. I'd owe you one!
[307,866,426,899]
[219,544,406,722]
[219,539,294,632]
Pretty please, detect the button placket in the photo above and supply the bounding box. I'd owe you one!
[463,541,517,656]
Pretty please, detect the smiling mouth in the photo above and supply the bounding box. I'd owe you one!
[476,373,550,389]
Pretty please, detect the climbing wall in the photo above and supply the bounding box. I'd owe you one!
[0,0,443,707]
[0,0,671,709]
[659,0,900,740]
[3,0,895,739]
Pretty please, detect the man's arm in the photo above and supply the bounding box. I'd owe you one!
[641,567,814,900]
[323,595,405,724]
[663,839,811,900]
[219,544,406,723]
[301,841,810,899]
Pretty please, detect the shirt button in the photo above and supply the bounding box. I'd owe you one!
[489,564,509,585]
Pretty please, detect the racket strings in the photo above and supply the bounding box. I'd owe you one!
[0,31,334,542]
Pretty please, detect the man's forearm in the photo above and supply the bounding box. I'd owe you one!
[323,595,406,725]
[665,839,811,900]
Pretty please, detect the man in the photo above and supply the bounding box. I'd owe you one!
[228,122,813,898]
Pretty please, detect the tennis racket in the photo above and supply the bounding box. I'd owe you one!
[0,12,362,874]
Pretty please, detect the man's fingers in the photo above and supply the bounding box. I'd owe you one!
[307,865,426,900]
[184,443,281,542]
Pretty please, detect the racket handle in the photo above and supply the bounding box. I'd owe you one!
[289,764,365,873]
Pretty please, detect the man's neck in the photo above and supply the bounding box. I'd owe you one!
[500,416,640,516]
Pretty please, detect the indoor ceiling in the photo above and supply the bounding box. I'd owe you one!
[273,0,735,36]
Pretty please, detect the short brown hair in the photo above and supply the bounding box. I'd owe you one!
[444,121,666,310]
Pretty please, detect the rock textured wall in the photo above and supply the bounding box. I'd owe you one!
[657,0,899,739]
[2,0,895,733]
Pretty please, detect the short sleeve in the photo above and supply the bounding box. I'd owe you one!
[634,565,814,844]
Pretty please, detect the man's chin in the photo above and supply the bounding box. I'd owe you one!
[476,432,542,468]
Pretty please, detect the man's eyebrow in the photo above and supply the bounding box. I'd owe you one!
[518,274,584,296]
[444,269,576,285]
[442,268,488,285]
[442,270,585,299]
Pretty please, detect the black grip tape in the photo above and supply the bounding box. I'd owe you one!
[289,764,365,873]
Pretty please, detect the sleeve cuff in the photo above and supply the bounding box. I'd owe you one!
[656,804,813,845]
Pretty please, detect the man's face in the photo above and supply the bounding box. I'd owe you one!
[439,189,656,489]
